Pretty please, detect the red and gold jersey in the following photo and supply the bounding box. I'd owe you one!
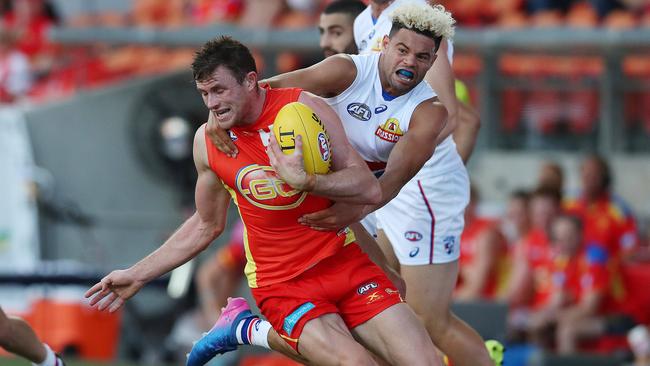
[564,193,639,312]
[205,87,355,288]
[564,193,639,258]
[533,248,609,311]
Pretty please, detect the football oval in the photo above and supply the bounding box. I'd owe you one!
[273,102,332,174]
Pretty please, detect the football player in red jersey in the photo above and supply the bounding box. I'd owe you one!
[86,36,441,366]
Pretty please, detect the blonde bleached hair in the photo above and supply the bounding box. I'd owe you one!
[390,3,455,40]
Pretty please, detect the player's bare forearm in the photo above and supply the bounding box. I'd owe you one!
[310,161,381,204]
[130,213,223,283]
[129,126,230,282]
[453,101,480,164]
[425,39,458,144]
[262,55,355,97]
[368,101,446,212]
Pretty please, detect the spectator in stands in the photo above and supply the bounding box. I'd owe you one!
[503,186,561,310]
[552,222,639,354]
[565,154,639,260]
[0,306,65,366]
[524,214,614,353]
[1,0,57,77]
[527,0,627,18]
[500,189,532,249]
[0,29,32,102]
[457,184,509,301]
[537,160,564,195]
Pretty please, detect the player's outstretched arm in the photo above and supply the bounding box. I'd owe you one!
[374,100,447,211]
[425,40,457,145]
[262,54,356,98]
[453,101,480,164]
[275,91,381,205]
[85,125,231,312]
[426,40,481,164]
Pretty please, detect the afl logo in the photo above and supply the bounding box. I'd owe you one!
[347,102,372,121]
[404,231,423,242]
[357,282,378,295]
[236,164,307,210]
[317,132,330,162]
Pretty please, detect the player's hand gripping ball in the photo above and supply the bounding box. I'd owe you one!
[273,102,331,175]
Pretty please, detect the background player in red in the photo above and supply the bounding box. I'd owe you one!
[86,36,441,366]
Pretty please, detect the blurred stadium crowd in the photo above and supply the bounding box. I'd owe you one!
[1,0,650,365]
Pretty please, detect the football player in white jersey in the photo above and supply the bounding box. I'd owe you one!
[266,3,493,366]
[355,0,479,164]
[352,2,492,366]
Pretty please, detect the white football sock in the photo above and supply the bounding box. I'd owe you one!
[235,317,271,349]
[33,343,56,366]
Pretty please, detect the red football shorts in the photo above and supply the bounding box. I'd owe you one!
[250,243,402,352]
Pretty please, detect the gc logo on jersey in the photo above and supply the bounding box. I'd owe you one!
[236,164,307,210]
[347,102,372,121]
[375,118,403,143]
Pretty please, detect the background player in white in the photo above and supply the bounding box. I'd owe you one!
[319,0,367,57]
[208,4,492,364]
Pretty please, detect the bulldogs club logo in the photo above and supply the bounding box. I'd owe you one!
[375,118,403,143]
[443,236,456,255]
[317,132,330,162]
[236,164,307,210]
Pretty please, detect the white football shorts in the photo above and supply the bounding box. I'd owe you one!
[362,165,470,265]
